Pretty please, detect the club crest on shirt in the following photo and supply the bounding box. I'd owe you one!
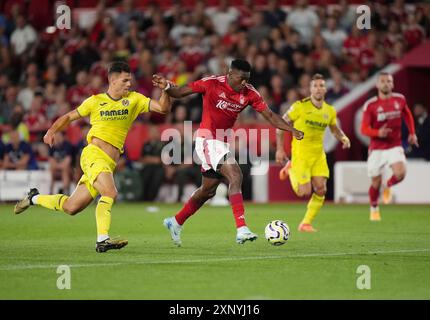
[122,99,129,107]
[240,94,244,105]
[394,101,400,110]
[323,113,329,120]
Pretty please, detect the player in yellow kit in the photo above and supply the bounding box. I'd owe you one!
[276,74,351,232]
[14,61,172,252]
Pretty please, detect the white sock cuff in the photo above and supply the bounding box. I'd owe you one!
[32,195,40,205]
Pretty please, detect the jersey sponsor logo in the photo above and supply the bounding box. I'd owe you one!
[304,119,328,130]
[376,110,401,122]
[100,109,129,120]
[122,99,129,107]
[215,99,243,112]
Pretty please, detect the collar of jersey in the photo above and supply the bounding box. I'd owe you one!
[105,92,122,102]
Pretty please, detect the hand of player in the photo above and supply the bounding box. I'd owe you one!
[152,74,168,90]
[292,128,304,140]
[408,134,419,147]
[43,131,55,148]
[378,123,392,138]
[275,149,288,164]
[341,135,351,149]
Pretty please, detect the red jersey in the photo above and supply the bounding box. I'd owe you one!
[188,75,267,140]
[361,93,415,151]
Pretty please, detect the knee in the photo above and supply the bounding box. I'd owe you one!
[314,186,327,197]
[101,190,118,201]
[62,201,82,216]
[202,187,217,200]
[395,171,406,181]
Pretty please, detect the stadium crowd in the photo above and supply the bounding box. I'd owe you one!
[1,0,430,201]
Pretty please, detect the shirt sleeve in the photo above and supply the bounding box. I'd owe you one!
[287,101,301,121]
[329,107,337,126]
[135,92,151,114]
[402,103,415,135]
[249,90,268,113]
[361,105,379,138]
[188,78,209,94]
[76,96,94,117]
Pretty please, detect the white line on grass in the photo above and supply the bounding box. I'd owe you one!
[1,248,429,271]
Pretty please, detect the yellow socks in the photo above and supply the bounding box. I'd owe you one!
[302,193,325,224]
[35,194,69,212]
[96,196,114,241]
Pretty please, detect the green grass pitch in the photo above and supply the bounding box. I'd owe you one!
[1,202,429,299]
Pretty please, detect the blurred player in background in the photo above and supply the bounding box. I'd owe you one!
[361,72,418,221]
[153,59,304,246]
[276,74,350,232]
[14,61,172,252]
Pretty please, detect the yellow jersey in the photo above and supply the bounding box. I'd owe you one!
[287,97,337,155]
[77,91,150,153]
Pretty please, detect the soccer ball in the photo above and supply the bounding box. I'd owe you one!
[265,220,290,246]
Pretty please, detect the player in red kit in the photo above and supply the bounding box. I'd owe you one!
[153,59,304,246]
[361,72,418,221]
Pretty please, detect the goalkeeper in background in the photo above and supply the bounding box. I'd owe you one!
[276,74,351,232]
[14,61,172,252]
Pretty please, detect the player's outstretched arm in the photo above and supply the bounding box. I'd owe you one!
[275,112,292,164]
[152,74,194,98]
[329,124,351,149]
[149,90,172,114]
[261,107,304,140]
[43,110,81,147]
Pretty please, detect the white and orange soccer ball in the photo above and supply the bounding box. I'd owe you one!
[264,220,290,246]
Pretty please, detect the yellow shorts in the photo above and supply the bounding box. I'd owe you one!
[291,151,329,185]
[78,144,117,198]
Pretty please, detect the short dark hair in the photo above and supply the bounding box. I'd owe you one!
[378,72,392,77]
[108,61,130,75]
[312,73,324,81]
[230,59,251,73]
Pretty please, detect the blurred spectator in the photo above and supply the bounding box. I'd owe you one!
[263,0,287,28]
[408,103,430,160]
[140,126,165,201]
[337,0,356,31]
[0,85,18,125]
[286,0,320,45]
[206,0,239,37]
[116,0,142,34]
[169,11,198,46]
[403,13,426,50]
[48,132,73,194]
[67,70,90,107]
[321,16,347,57]
[248,12,271,47]
[3,130,37,170]
[10,14,37,58]
[23,91,50,142]
[0,140,4,169]
[17,74,41,111]
[2,104,30,144]
[326,68,350,103]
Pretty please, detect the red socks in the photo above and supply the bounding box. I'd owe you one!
[230,193,246,228]
[369,186,380,207]
[175,198,202,225]
[387,175,401,187]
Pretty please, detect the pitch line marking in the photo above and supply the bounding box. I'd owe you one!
[0,248,429,271]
